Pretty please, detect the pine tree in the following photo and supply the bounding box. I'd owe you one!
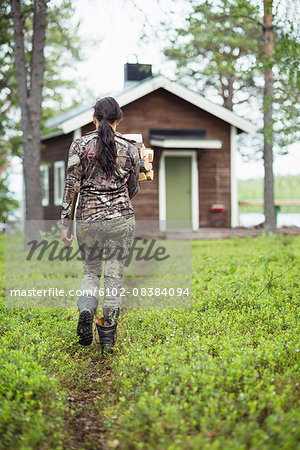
[161,0,299,234]
[164,0,261,111]
[263,0,275,234]
[1,0,82,229]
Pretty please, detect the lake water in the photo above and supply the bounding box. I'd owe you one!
[240,213,300,228]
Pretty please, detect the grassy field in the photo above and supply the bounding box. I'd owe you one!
[0,233,300,449]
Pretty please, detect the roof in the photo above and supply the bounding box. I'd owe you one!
[44,75,257,137]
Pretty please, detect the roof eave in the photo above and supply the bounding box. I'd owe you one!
[162,78,258,134]
[44,75,258,138]
[41,129,65,141]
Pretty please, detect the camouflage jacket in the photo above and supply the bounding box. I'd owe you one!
[61,130,140,226]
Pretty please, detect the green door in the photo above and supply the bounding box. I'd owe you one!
[165,156,192,229]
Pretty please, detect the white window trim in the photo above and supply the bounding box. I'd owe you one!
[159,150,199,231]
[40,164,49,207]
[73,128,82,140]
[54,160,65,206]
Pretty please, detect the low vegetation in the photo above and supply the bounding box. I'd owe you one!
[0,234,299,449]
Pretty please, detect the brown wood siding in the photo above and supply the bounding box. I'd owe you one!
[81,122,95,135]
[42,88,232,227]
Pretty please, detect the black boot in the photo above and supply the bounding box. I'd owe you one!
[77,296,98,346]
[96,320,117,355]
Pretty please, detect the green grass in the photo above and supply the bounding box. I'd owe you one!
[0,234,300,449]
[239,174,300,213]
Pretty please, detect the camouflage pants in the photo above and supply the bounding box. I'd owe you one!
[76,215,135,325]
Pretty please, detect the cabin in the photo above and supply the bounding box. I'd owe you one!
[41,63,256,230]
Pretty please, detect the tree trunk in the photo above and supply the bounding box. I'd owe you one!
[11,0,48,243]
[263,0,276,235]
[224,74,234,111]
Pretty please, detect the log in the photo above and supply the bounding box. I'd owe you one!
[121,133,154,182]
[145,149,153,162]
[140,158,152,172]
[146,169,154,180]
[139,172,147,181]
[139,145,146,158]
[122,133,143,145]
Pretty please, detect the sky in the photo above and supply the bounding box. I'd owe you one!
[8,0,300,208]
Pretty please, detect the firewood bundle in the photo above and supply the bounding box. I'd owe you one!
[122,134,154,182]
[138,144,154,181]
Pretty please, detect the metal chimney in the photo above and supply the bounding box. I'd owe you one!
[124,63,153,89]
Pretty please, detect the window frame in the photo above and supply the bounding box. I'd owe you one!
[53,160,65,206]
[40,163,50,207]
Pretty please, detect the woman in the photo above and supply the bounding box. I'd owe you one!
[61,97,140,354]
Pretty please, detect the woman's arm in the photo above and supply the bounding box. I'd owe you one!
[61,140,82,242]
[127,144,140,199]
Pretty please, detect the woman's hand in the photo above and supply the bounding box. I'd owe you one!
[61,228,74,247]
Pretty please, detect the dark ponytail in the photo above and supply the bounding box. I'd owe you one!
[93,97,123,177]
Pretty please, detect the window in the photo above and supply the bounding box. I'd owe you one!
[40,164,49,207]
[54,161,65,206]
